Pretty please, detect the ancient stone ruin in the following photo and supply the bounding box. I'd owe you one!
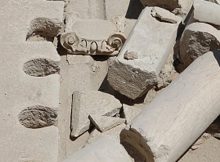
[1,0,220,162]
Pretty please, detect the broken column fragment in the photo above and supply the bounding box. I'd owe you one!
[107,7,181,100]
[194,0,220,28]
[178,22,220,71]
[71,91,122,137]
[63,136,134,162]
[121,51,220,162]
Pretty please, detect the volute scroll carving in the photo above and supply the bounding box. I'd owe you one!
[60,32,126,56]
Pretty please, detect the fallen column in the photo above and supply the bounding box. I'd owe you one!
[194,0,220,28]
[107,7,181,99]
[178,22,220,71]
[121,51,220,162]
[63,135,134,162]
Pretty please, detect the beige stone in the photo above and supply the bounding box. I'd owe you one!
[0,42,60,162]
[107,7,181,99]
[0,0,64,42]
[179,22,220,71]
[179,136,220,162]
[121,51,220,162]
[71,91,122,137]
[140,0,193,15]
[88,124,126,144]
[89,115,125,132]
[63,136,134,162]
[194,0,220,27]
[105,0,130,19]
[123,104,142,124]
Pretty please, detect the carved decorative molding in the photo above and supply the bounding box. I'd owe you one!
[60,32,126,56]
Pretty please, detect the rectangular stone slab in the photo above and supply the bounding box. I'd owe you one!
[0,0,64,42]
[0,42,60,162]
[107,7,181,99]
[63,136,133,162]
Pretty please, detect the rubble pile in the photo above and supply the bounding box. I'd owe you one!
[0,0,220,162]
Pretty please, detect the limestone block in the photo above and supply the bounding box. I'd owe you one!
[179,22,220,71]
[105,0,130,19]
[65,0,106,20]
[121,51,220,162]
[140,0,193,15]
[89,115,125,132]
[0,0,64,42]
[123,104,142,124]
[71,91,122,137]
[69,19,117,40]
[58,55,109,160]
[194,0,220,27]
[63,136,134,162]
[0,42,60,162]
[107,7,181,99]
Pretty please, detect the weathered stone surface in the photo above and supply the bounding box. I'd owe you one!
[71,91,122,137]
[63,136,134,162]
[121,51,220,162]
[68,19,117,40]
[88,124,126,144]
[179,22,220,71]
[107,7,181,99]
[0,0,64,42]
[18,105,57,129]
[179,136,220,162]
[23,58,60,77]
[89,115,125,132]
[0,42,60,162]
[65,0,106,20]
[26,17,63,41]
[58,55,109,160]
[123,104,142,124]
[105,0,130,19]
[194,0,220,27]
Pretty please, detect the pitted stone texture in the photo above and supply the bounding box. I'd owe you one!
[26,17,63,41]
[0,42,60,162]
[71,91,122,137]
[63,136,134,162]
[194,0,220,27]
[107,7,181,99]
[18,105,57,129]
[179,22,220,71]
[23,58,60,77]
[0,0,64,43]
[65,0,106,20]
